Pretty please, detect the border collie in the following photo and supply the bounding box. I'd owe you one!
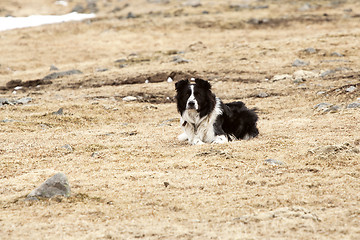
[175,78,259,145]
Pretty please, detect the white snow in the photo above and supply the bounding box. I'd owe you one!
[0,12,95,32]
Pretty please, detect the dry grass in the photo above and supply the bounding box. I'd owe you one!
[1,0,360,239]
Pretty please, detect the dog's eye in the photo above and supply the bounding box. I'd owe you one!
[194,91,201,96]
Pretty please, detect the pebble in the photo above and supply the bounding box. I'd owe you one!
[61,144,73,152]
[264,159,285,166]
[52,108,64,115]
[50,64,59,71]
[320,69,336,78]
[347,102,360,109]
[182,0,201,7]
[26,172,71,200]
[314,103,341,113]
[345,86,356,92]
[303,47,316,54]
[167,77,173,83]
[330,52,344,57]
[292,59,309,67]
[271,74,292,82]
[172,56,190,64]
[122,96,137,101]
[0,97,32,106]
[42,69,83,80]
[257,92,269,98]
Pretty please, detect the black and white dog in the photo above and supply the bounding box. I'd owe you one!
[175,78,259,145]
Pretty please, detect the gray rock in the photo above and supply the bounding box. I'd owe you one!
[292,59,309,67]
[304,47,316,54]
[345,86,356,92]
[71,4,85,13]
[183,0,201,7]
[172,56,190,64]
[52,108,64,115]
[265,159,284,166]
[50,64,59,71]
[122,96,137,101]
[43,69,83,80]
[347,102,360,109]
[271,74,292,82]
[320,69,336,78]
[257,92,269,98]
[61,144,73,152]
[331,52,344,57]
[96,68,108,72]
[26,173,71,200]
[1,119,15,123]
[126,12,137,19]
[17,97,32,105]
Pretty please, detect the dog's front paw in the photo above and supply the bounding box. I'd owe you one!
[178,133,188,142]
[192,138,205,145]
[212,135,228,144]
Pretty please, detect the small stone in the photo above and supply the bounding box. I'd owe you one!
[43,69,83,80]
[126,12,137,19]
[257,92,269,98]
[345,86,356,92]
[17,97,32,105]
[172,56,190,64]
[183,0,201,7]
[304,47,316,54]
[96,68,108,72]
[271,74,292,82]
[167,77,173,83]
[50,64,59,71]
[26,173,71,200]
[122,96,137,101]
[320,70,336,78]
[292,59,309,67]
[265,159,284,166]
[61,144,73,152]
[164,182,170,188]
[71,4,85,13]
[347,102,360,109]
[314,103,332,111]
[52,108,64,115]
[331,52,344,57]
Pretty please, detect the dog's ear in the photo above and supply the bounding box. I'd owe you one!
[195,78,211,90]
[175,79,189,92]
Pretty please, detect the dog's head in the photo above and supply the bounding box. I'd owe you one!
[175,78,215,116]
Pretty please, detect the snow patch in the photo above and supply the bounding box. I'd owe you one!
[0,12,95,32]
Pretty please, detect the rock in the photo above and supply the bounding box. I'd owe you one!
[164,182,170,188]
[271,74,292,82]
[122,96,137,101]
[303,47,316,54]
[43,69,83,80]
[183,0,201,7]
[292,59,309,67]
[314,103,341,113]
[17,97,32,104]
[50,64,59,71]
[26,173,70,200]
[1,119,15,123]
[172,56,190,64]
[257,92,269,98]
[320,69,336,78]
[61,144,73,152]
[52,108,64,115]
[96,68,108,72]
[167,77,173,83]
[345,86,356,92]
[71,4,85,13]
[126,12,137,19]
[293,70,318,80]
[264,159,284,166]
[6,79,22,89]
[347,102,360,108]
[330,52,344,57]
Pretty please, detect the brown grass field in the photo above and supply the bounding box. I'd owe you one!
[1,0,360,239]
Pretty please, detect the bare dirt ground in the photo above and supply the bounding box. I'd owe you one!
[1,0,360,239]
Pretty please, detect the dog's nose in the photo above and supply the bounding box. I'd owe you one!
[188,101,195,108]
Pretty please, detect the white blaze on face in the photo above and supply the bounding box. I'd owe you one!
[186,85,199,110]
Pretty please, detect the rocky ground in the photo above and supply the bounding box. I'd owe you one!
[1,0,360,239]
